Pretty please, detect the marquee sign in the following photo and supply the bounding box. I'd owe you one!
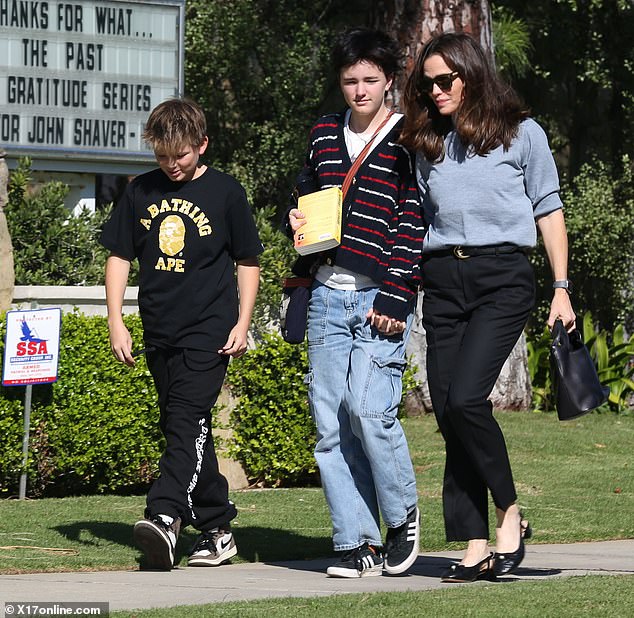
[0,0,185,165]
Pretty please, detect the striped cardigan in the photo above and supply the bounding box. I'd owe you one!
[294,111,425,321]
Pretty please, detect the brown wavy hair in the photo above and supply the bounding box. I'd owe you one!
[143,97,207,153]
[400,33,529,162]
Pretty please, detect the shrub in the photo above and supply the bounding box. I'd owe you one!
[6,158,114,286]
[582,313,634,413]
[526,326,554,412]
[1,308,423,494]
[529,156,634,333]
[225,332,421,486]
[251,206,296,340]
[225,333,315,486]
[0,311,161,497]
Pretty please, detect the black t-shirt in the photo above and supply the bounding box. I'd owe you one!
[100,167,263,350]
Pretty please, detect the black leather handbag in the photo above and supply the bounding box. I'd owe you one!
[550,320,609,421]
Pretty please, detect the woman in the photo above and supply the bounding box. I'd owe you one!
[400,33,575,582]
[287,27,425,578]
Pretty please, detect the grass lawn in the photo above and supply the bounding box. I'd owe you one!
[109,575,634,617]
[1,411,632,574]
[1,410,632,616]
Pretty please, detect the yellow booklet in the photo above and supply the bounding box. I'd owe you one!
[294,187,343,255]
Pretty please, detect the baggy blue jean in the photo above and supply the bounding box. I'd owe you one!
[307,281,418,551]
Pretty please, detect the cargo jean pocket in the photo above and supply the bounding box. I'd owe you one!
[361,356,407,419]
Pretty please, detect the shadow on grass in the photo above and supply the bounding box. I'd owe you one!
[55,521,134,549]
[54,522,333,568]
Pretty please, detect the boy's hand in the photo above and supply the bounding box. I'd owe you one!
[289,208,307,233]
[109,320,135,366]
[219,324,249,358]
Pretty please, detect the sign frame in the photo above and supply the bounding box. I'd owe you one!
[2,307,62,386]
[1,0,186,172]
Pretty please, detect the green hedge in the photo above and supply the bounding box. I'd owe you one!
[0,312,318,495]
[225,333,316,486]
[1,312,421,496]
[225,332,420,486]
[0,312,161,497]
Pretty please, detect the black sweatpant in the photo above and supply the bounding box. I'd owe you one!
[421,251,535,541]
[145,347,237,531]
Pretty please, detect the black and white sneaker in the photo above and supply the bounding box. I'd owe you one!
[133,514,180,571]
[326,543,384,578]
[384,506,420,575]
[187,528,237,566]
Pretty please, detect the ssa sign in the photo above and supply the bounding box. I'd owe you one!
[2,308,61,386]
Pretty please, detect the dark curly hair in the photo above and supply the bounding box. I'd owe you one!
[331,27,402,78]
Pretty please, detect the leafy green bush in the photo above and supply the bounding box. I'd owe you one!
[0,311,161,497]
[6,158,114,286]
[526,325,554,412]
[581,313,634,412]
[529,156,634,334]
[226,332,421,486]
[251,206,296,340]
[1,308,423,494]
[225,334,315,486]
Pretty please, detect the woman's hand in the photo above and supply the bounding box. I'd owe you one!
[548,289,576,331]
[366,308,406,336]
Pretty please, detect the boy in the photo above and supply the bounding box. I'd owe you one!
[100,98,262,570]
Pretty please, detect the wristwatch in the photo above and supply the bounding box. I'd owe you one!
[553,279,573,294]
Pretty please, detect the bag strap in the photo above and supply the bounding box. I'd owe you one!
[341,110,395,200]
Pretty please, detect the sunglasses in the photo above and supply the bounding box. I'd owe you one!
[418,71,460,94]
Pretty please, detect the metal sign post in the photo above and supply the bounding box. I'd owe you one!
[18,383,33,500]
[2,305,61,499]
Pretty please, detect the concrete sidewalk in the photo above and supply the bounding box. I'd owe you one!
[1,540,632,613]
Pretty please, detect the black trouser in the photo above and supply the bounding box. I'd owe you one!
[145,347,237,531]
[422,251,534,541]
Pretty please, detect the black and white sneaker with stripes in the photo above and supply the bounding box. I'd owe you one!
[384,506,420,575]
[326,543,383,578]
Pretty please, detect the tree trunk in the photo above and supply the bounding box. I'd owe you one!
[372,0,493,108]
[0,148,14,313]
[372,1,532,413]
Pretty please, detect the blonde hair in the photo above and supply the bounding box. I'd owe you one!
[143,98,207,153]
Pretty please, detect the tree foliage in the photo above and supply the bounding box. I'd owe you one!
[6,159,112,286]
[184,0,333,216]
[491,5,532,78]
[495,0,634,177]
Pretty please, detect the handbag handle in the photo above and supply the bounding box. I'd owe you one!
[552,319,583,350]
[551,319,567,347]
[341,110,394,200]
